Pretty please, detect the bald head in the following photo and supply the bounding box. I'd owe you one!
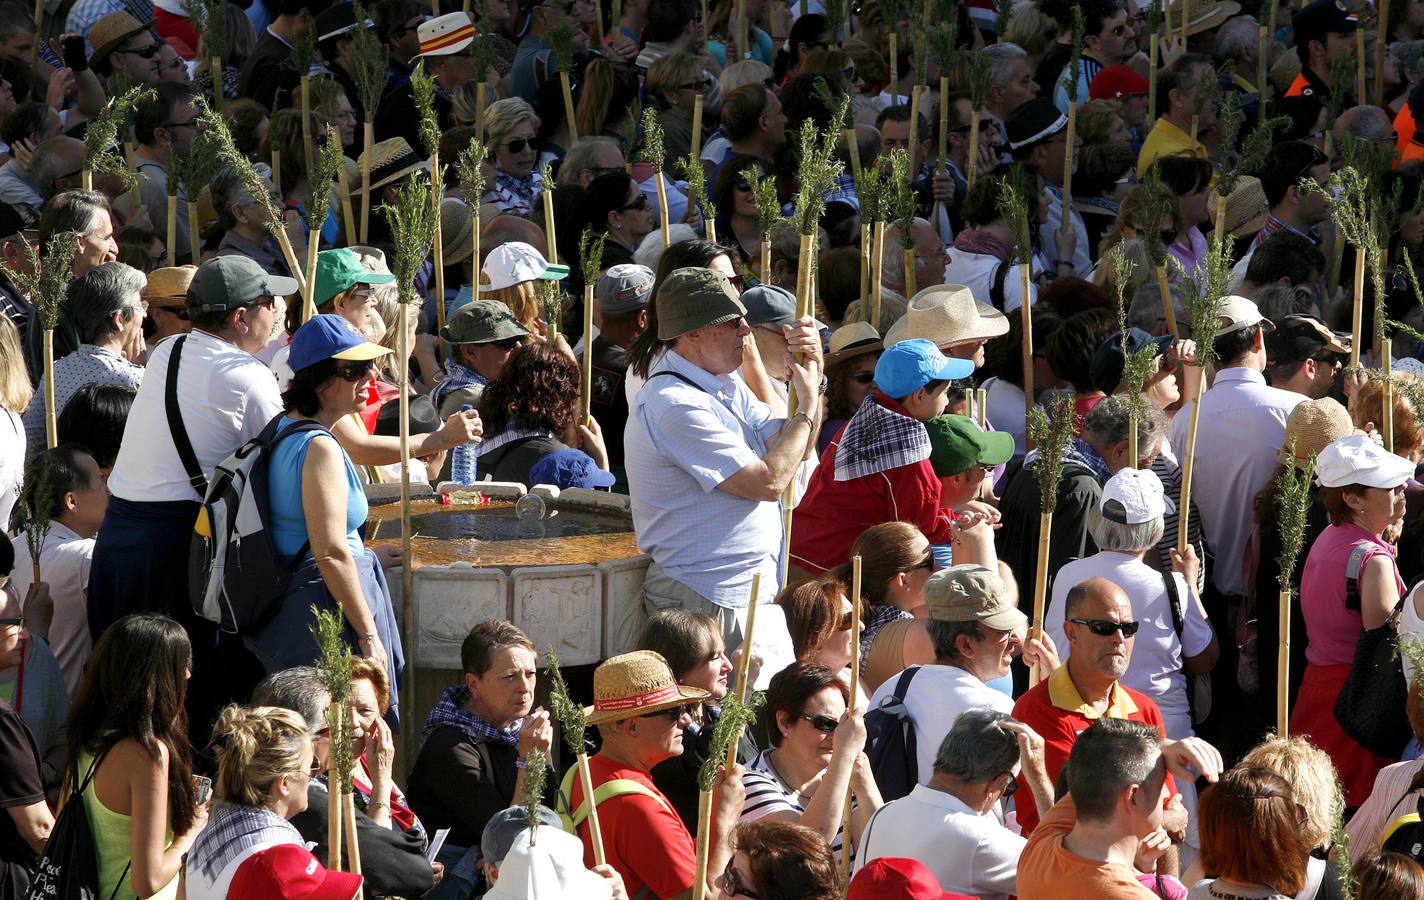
[1334,106,1395,146]
[1065,577,1130,619]
[1064,577,1135,680]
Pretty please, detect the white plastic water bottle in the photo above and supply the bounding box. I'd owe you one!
[450,404,478,484]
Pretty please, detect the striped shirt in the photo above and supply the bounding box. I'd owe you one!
[740,750,851,854]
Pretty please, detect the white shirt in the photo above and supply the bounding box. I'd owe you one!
[108,331,283,503]
[21,344,145,454]
[942,248,1037,314]
[9,521,94,695]
[741,750,850,854]
[982,377,1027,462]
[1045,550,1213,721]
[0,409,22,530]
[1168,366,1303,596]
[867,663,1014,786]
[1347,758,1424,855]
[1040,183,1092,277]
[855,784,1024,899]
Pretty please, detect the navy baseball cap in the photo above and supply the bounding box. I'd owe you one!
[528,448,616,489]
[288,313,391,373]
[1090,328,1174,394]
[874,338,974,399]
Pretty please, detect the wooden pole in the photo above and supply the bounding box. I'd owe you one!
[1189,113,1199,150]
[166,194,178,267]
[870,221,885,328]
[577,753,607,866]
[42,329,55,449]
[858,222,871,314]
[31,0,40,67]
[903,248,915,300]
[188,199,201,263]
[1029,511,1052,685]
[272,149,282,203]
[560,71,579,143]
[760,238,771,286]
[692,790,715,900]
[302,202,320,321]
[398,294,414,767]
[888,34,898,107]
[594,0,604,44]
[327,702,344,871]
[844,128,862,190]
[582,281,595,424]
[656,174,671,247]
[1176,369,1204,554]
[212,56,223,111]
[1019,260,1034,438]
[780,232,816,584]
[1277,586,1291,736]
[432,153,446,333]
[966,110,981,190]
[301,77,314,175]
[975,387,988,428]
[1351,247,1364,367]
[736,0,747,60]
[908,85,923,173]
[360,122,373,244]
[1058,104,1076,237]
[933,76,950,233]
[81,169,92,192]
[1384,338,1394,453]
[691,94,705,160]
[343,791,363,874]
[1155,265,1180,340]
[1149,29,1160,119]
[337,164,357,244]
[475,82,487,141]
[1256,25,1268,98]
[542,186,558,269]
[842,554,862,878]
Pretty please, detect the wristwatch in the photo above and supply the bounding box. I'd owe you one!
[819,374,829,395]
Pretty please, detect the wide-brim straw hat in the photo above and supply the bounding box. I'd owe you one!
[1165,0,1242,36]
[885,284,1009,349]
[583,650,710,726]
[90,11,150,65]
[143,265,197,309]
[827,320,883,364]
[1210,175,1268,240]
[1271,52,1304,96]
[1278,396,1353,466]
[355,138,429,194]
[440,197,475,267]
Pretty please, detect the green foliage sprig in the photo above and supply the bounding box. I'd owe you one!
[310,605,355,793]
[754,175,781,240]
[1238,116,1290,180]
[792,100,848,236]
[1181,233,1235,372]
[995,165,1033,266]
[697,692,763,791]
[1109,244,1157,408]
[183,0,233,61]
[524,748,548,843]
[1327,44,1355,123]
[1273,444,1316,596]
[889,149,917,250]
[305,130,345,235]
[348,2,390,122]
[579,227,607,282]
[927,24,958,81]
[455,136,488,203]
[194,95,288,241]
[287,23,317,80]
[911,29,930,88]
[858,155,891,226]
[1137,165,1173,268]
[967,48,992,109]
[1066,7,1085,105]
[14,459,59,566]
[1213,89,1246,196]
[546,23,576,73]
[84,86,154,192]
[537,278,561,334]
[681,152,716,226]
[411,62,442,160]
[546,647,590,757]
[1027,392,1076,514]
[382,173,439,305]
[638,108,665,172]
[0,231,78,329]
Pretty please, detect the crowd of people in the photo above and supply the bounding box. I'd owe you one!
[8,0,1424,896]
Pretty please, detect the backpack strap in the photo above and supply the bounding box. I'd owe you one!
[989,260,1012,312]
[891,665,921,704]
[1345,541,1373,612]
[1164,570,1185,639]
[166,335,208,498]
[648,370,710,393]
[557,766,677,835]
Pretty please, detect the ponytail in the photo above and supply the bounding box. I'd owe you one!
[211,704,311,808]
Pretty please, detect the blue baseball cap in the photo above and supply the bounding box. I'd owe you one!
[527,448,616,489]
[873,338,973,399]
[288,313,391,373]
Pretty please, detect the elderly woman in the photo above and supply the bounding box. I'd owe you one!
[210,167,292,278]
[263,109,339,248]
[185,704,361,900]
[349,658,423,840]
[640,610,758,832]
[820,322,883,452]
[1351,374,1424,586]
[721,821,844,900]
[742,662,882,858]
[245,315,405,724]
[479,241,568,336]
[252,668,437,898]
[481,98,543,215]
[1292,434,1414,807]
[1189,768,1315,899]
[647,52,712,178]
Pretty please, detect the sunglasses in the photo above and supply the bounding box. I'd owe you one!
[1160,229,1179,246]
[908,552,935,571]
[619,193,651,212]
[735,176,755,193]
[336,360,376,382]
[0,617,23,628]
[244,296,277,311]
[640,703,697,721]
[799,713,839,733]
[679,78,713,92]
[849,371,876,384]
[997,772,1020,796]
[116,43,160,59]
[720,863,762,899]
[503,137,536,154]
[1069,617,1141,638]
[836,609,857,631]
[490,336,525,350]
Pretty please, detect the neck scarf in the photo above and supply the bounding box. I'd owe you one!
[421,684,522,747]
[952,229,1015,264]
[431,359,488,409]
[832,395,932,482]
[187,802,305,881]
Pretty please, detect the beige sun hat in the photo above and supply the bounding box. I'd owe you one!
[1165,0,1242,36]
[1277,396,1354,467]
[143,265,197,309]
[884,284,1009,349]
[440,197,475,267]
[1211,175,1268,240]
[826,320,883,364]
[90,11,150,65]
[355,138,430,194]
[583,651,711,726]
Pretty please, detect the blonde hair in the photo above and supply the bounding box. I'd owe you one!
[1077,100,1127,146]
[371,292,417,382]
[647,52,705,107]
[211,704,311,809]
[720,60,774,96]
[483,98,541,154]
[0,314,33,413]
[350,657,391,715]
[1350,375,1424,462]
[482,281,542,334]
[452,80,502,129]
[1004,0,1054,62]
[1238,735,1345,851]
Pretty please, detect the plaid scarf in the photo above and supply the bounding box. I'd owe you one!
[187,802,305,880]
[421,685,522,747]
[1063,437,1111,483]
[431,360,488,410]
[833,396,932,481]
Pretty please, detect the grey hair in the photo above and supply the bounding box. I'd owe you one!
[209,165,262,230]
[252,666,330,731]
[1252,283,1317,321]
[1088,503,1165,552]
[1215,15,1259,59]
[1334,106,1395,144]
[1128,282,1184,335]
[1082,395,1168,459]
[881,218,932,290]
[926,618,984,663]
[38,188,110,244]
[1393,39,1424,84]
[31,136,82,198]
[70,261,146,344]
[557,137,623,188]
[1067,718,1164,823]
[933,709,1022,782]
[983,43,1029,91]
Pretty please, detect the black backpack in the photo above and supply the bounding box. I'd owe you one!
[27,751,130,900]
[863,666,921,803]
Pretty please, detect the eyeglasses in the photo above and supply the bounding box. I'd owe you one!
[1068,617,1141,638]
[161,119,200,129]
[0,617,23,628]
[908,552,935,572]
[735,176,755,193]
[336,360,376,382]
[245,296,277,310]
[836,609,857,631]
[720,863,762,899]
[115,43,160,59]
[841,65,859,82]
[640,703,697,721]
[503,137,536,154]
[799,713,839,733]
[490,336,525,351]
[997,772,1020,796]
[679,78,713,92]
[849,371,875,384]
[619,193,651,212]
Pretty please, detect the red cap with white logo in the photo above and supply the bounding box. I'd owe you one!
[229,843,364,900]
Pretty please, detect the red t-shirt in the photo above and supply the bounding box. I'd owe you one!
[1011,665,1175,836]
[568,754,698,899]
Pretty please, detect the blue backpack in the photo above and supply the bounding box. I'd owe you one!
[864,666,922,803]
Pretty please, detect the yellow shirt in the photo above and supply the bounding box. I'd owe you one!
[1137,118,1207,174]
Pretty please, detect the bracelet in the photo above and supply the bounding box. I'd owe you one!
[789,410,813,428]
[1052,259,1074,269]
[366,799,388,814]
[515,757,529,769]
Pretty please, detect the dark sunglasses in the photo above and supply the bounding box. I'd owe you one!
[1160,229,1179,246]
[679,78,713,92]
[849,371,876,384]
[116,43,160,58]
[720,863,762,899]
[243,296,277,310]
[619,193,651,212]
[336,360,376,382]
[997,772,1020,796]
[908,552,935,571]
[640,703,697,721]
[735,176,755,193]
[503,137,536,154]
[0,617,23,628]
[799,713,839,733]
[1069,617,1141,637]
[490,336,525,350]
[836,609,857,631]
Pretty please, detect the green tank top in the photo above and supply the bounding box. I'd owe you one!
[78,749,179,900]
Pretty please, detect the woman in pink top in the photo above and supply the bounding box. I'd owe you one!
[1291,435,1414,807]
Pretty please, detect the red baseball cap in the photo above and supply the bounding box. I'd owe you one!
[847,858,976,900]
[229,844,364,900]
[1089,65,1150,100]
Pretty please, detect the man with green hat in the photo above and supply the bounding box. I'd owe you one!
[432,299,533,417]
[626,267,823,646]
[924,414,1016,575]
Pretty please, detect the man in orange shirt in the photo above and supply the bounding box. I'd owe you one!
[1016,719,1223,900]
[1402,81,1424,167]
[1284,0,1358,101]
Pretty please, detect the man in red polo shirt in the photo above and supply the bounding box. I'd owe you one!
[1011,577,1177,837]
[563,651,745,900]
[789,338,974,576]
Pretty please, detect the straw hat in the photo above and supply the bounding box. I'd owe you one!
[348,245,390,273]
[90,11,150,65]
[1270,51,1304,97]
[826,320,883,364]
[415,12,476,57]
[1211,175,1268,240]
[583,651,710,725]
[355,138,429,194]
[1164,0,1242,36]
[884,284,1009,349]
[440,197,475,267]
[1277,396,1353,467]
[143,265,197,309]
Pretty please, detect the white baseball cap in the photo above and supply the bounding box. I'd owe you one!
[479,242,570,293]
[1315,434,1415,489]
[1100,468,1175,524]
[1216,294,1274,336]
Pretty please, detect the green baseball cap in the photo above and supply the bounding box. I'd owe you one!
[315,248,396,308]
[441,299,531,345]
[925,414,1015,477]
[656,267,747,340]
[188,256,300,312]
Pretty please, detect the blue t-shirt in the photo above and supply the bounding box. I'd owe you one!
[267,417,367,560]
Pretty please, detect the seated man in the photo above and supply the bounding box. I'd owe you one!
[854,708,1055,898]
[790,338,973,576]
[1016,718,1222,899]
[564,651,744,900]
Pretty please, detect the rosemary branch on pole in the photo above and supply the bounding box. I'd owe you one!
[579,228,607,424]
[412,61,448,331]
[681,151,716,243]
[455,136,488,278]
[547,647,606,866]
[14,460,58,586]
[348,1,389,243]
[300,130,345,321]
[888,148,918,298]
[965,47,991,190]
[523,747,547,845]
[1026,393,1076,684]
[83,86,154,193]
[0,231,78,448]
[639,108,670,247]
[1109,243,1155,466]
[311,604,355,871]
[997,165,1036,435]
[547,23,580,143]
[753,174,780,281]
[1057,8,1084,238]
[1273,445,1316,737]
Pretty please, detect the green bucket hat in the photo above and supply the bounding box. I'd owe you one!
[315,248,396,308]
[441,299,531,345]
[925,414,1015,477]
[656,268,747,340]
